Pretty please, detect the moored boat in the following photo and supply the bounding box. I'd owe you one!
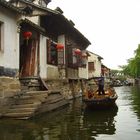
[83,88,118,109]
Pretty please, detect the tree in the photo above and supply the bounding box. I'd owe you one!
[121,44,140,78]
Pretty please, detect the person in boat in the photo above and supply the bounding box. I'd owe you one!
[96,76,105,95]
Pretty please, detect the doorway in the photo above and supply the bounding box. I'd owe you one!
[19,38,39,77]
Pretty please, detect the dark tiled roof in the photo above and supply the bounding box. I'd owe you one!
[0,0,25,14]
[19,18,46,35]
[44,13,91,46]
[10,0,91,46]
[88,51,103,59]
[10,0,59,15]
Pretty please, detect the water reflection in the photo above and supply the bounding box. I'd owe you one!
[83,106,118,138]
[0,99,86,140]
[1,86,140,140]
[130,86,140,121]
[0,107,70,140]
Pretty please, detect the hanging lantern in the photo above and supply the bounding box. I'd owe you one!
[56,43,64,49]
[23,31,32,40]
[23,31,32,45]
[74,49,81,55]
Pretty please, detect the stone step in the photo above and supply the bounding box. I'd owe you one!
[46,93,63,100]
[6,107,36,113]
[15,94,48,101]
[31,96,46,103]
[11,103,40,109]
[28,83,40,87]
[15,117,30,120]
[15,99,41,105]
[4,112,34,118]
[46,96,65,104]
[16,94,48,104]
[28,94,48,99]
[13,94,32,99]
[26,90,48,95]
[47,89,61,94]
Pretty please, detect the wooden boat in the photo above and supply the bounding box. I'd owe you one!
[83,88,118,109]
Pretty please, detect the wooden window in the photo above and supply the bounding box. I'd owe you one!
[67,48,79,68]
[88,62,95,72]
[47,39,58,65]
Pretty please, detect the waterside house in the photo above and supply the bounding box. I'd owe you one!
[86,51,111,92]
[88,51,103,78]
[0,0,91,119]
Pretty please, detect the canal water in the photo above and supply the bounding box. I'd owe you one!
[0,86,140,140]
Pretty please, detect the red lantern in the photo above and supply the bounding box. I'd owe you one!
[56,43,64,49]
[75,49,81,55]
[23,31,32,40]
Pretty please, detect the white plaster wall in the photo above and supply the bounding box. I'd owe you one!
[88,52,102,78]
[0,9,19,69]
[26,16,40,25]
[47,65,59,79]
[79,66,88,79]
[39,35,47,78]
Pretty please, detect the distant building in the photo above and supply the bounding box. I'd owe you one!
[87,51,103,78]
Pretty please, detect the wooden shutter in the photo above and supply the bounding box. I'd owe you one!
[88,62,95,71]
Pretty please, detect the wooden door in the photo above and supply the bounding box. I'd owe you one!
[20,39,38,77]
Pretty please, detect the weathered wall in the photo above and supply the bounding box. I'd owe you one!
[46,79,85,100]
[0,8,19,70]
[47,65,59,79]
[39,35,47,79]
[67,68,78,79]
[88,52,102,78]
[79,67,88,79]
[0,76,20,111]
[0,77,20,98]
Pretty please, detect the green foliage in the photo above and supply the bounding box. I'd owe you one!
[121,44,140,78]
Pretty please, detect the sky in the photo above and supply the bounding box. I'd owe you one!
[48,0,140,70]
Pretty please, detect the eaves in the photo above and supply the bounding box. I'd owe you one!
[0,0,26,15]
[19,18,46,35]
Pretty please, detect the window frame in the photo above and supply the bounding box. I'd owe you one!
[88,62,95,72]
[67,47,79,69]
[46,39,58,66]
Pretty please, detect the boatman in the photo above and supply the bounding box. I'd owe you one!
[97,76,105,95]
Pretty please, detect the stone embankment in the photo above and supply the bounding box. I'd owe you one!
[0,77,69,119]
[3,90,68,120]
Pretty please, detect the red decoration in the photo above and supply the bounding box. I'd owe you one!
[75,49,81,55]
[56,44,64,49]
[23,31,32,40]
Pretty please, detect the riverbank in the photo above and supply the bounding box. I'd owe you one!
[0,76,85,119]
